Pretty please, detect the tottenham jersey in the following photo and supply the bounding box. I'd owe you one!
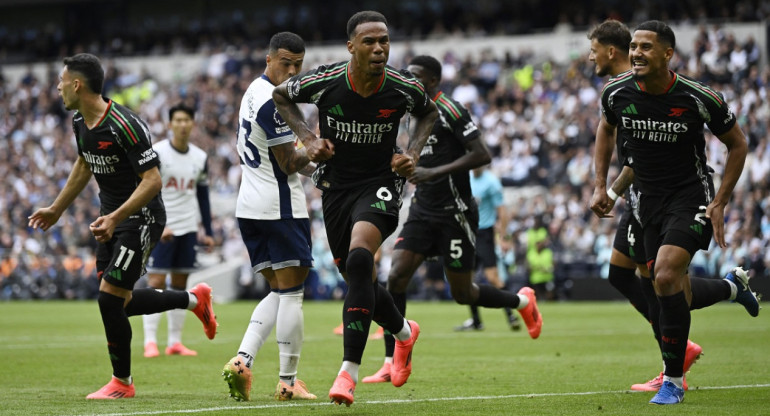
[600,71,736,197]
[72,98,164,229]
[285,62,432,190]
[153,139,209,234]
[413,91,480,213]
[236,74,309,220]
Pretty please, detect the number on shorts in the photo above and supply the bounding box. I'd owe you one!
[376,187,393,201]
[449,239,463,259]
[115,245,136,271]
[694,206,707,225]
[626,225,636,247]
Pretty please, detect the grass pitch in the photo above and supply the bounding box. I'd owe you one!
[0,299,767,415]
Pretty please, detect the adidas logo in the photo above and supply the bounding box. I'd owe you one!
[347,321,365,331]
[109,269,122,281]
[690,223,703,235]
[329,104,344,116]
[449,259,463,268]
[370,201,386,211]
[622,104,638,115]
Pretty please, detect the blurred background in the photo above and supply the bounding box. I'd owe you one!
[1,0,768,303]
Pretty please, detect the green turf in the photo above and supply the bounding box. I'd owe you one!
[0,299,767,415]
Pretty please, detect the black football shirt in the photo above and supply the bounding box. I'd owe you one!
[601,71,736,197]
[286,62,432,190]
[413,91,480,214]
[72,98,165,229]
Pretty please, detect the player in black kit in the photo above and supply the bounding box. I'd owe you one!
[28,53,218,399]
[273,11,438,406]
[361,55,543,384]
[592,21,757,405]
[587,19,710,392]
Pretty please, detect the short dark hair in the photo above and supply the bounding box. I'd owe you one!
[269,32,305,55]
[587,19,631,53]
[63,53,104,94]
[409,55,442,82]
[168,103,195,121]
[635,20,676,50]
[346,10,387,39]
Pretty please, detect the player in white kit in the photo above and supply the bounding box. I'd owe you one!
[143,103,215,358]
[221,32,317,402]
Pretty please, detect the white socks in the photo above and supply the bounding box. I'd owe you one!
[238,291,280,367]
[143,313,160,345]
[516,293,530,309]
[663,375,684,389]
[143,285,190,346]
[277,289,304,383]
[340,361,360,383]
[394,318,412,342]
[187,291,198,310]
[166,308,186,345]
[725,279,738,300]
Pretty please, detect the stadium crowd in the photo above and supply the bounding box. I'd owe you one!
[1,17,769,301]
[1,0,767,63]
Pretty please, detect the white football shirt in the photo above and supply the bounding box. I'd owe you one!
[153,139,209,235]
[236,74,309,220]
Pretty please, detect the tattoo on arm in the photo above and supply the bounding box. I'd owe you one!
[611,167,635,195]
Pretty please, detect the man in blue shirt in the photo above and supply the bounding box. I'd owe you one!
[455,165,524,333]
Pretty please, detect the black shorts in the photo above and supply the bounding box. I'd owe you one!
[322,178,404,273]
[97,223,163,290]
[394,202,478,272]
[475,227,497,268]
[640,188,713,264]
[613,209,646,264]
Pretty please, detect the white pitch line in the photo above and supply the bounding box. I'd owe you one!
[69,383,770,416]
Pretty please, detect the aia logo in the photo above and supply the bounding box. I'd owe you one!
[668,108,688,117]
[377,108,397,118]
[334,257,341,266]
[97,141,113,150]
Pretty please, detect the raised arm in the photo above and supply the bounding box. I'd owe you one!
[270,141,311,175]
[273,83,334,162]
[392,100,438,177]
[405,100,438,162]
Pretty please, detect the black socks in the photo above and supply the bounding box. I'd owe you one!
[658,291,690,378]
[124,287,189,316]
[97,291,132,378]
[609,264,649,320]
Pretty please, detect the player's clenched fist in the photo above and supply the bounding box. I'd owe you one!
[305,137,334,162]
[391,153,417,178]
